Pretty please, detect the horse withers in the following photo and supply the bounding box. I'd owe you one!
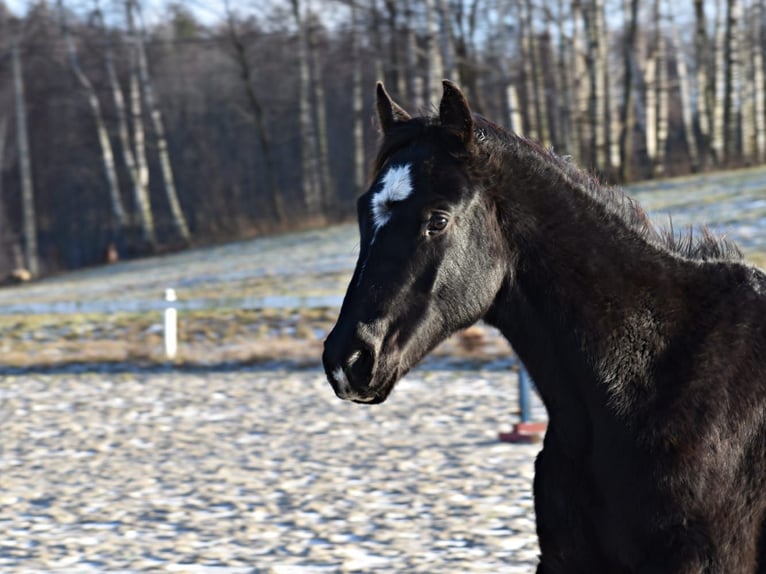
[323,80,766,572]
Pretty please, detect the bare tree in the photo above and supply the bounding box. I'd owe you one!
[58,0,127,228]
[291,0,322,215]
[367,0,386,85]
[132,0,191,242]
[350,0,366,198]
[95,2,154,246]
[555,0,576,155]
[0,115,12,273]
[753,0,766,163]
[582,0,608,170]
[423,0,444,106]
[668,1,700,172]
[307,13,334,212]
[519,0,538,141]
[644,50,658,169]
[711,0,727,163]
[451,0,484,112]
[436,0,458,82]
[11,36,38,277]
[570,0,589,162]
[619,0,639,180]
[402,0,421,109]
[124,0,156,245]
[381,0,407,97]
[740,1,755,163]
[723,0,741,163]
[222,0,285,221]
[506,84,523,134]
[693,0,712,164]
[644,0,669,177]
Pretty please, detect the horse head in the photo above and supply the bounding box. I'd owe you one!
[322,81,508,404]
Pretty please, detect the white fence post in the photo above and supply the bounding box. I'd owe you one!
[164,288,177,360]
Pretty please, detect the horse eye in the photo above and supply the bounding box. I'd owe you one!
[427,213,449,234]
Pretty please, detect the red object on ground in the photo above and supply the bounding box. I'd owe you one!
[498,421,548,444]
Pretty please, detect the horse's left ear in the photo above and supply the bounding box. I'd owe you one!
[439,80,473,145]
[376,82,411,135]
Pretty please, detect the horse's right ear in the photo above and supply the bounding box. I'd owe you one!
[376,82,411,135]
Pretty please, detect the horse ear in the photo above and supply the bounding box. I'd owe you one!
[439,80,473,144]
[376,82,411,134]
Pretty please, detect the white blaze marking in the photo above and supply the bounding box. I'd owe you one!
[357,163,413,287]
[371,164,413,230]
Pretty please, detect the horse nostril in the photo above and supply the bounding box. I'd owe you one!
[345,346,374,389]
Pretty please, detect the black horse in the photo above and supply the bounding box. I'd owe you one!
[323,81,766,572]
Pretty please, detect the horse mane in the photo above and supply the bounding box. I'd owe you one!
[487,123,744,263]
[372,113,742,263]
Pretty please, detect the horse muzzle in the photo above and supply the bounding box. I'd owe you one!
[323,320,400,404]
[324,346,380,403]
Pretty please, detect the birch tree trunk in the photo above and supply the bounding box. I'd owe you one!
[723,0,740,163]
[0,115,11,272]
[601,2,620,173]
[97,4,151,241]
[524,0,550,147]
[711,0,727,164]
[619,0,639,181]
[753,0,766,163]
[644,54,658,167]
[741,3,755,163]
[222,0,285,222]
[132,0,190,242]
[382,0,407,98]
[350,0,366,198]
[424,0,444,107]
[0,115,5,201]
[543,8,561,149]
[58,0,126,228]
[654,3,669,178]
[582,0,607,169]
[124,0,156,246]
[452,0,484,113]
[11,37,38,277]
[556,0,576,156]
[291,0,322,215]
[307,13,334,212]
[693,0,712,163]
[402,0,422,109]
[571,0,589,162]
[506,84,523,134]
[519,0,538,141]
[436,0,458,82]
[368,0,385,86]
[668,2,700,172]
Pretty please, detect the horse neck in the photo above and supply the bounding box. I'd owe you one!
[483,156,694,411]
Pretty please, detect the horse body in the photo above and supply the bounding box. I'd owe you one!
[323,81,766,572]
[482,130,766,572]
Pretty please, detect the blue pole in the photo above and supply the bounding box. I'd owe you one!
[518,365,532,423]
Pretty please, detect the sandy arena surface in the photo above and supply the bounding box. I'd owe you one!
[0,366,546,573]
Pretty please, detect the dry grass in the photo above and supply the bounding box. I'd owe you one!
[0,307,509,369]
[0,308,331,369]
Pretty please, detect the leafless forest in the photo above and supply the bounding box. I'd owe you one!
[0,0,764,277]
